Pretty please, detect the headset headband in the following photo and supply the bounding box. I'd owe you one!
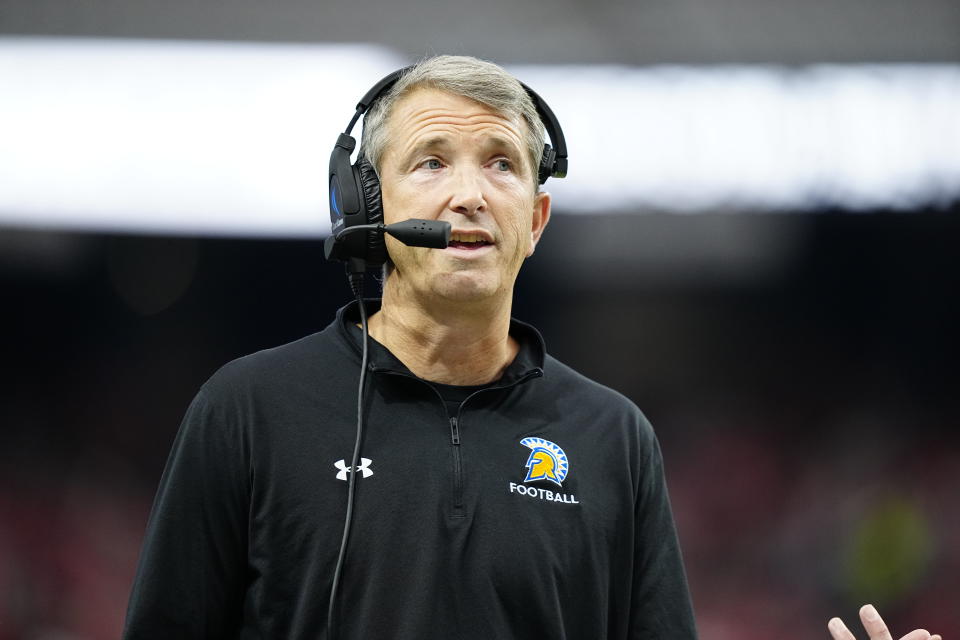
[341,67,568,183]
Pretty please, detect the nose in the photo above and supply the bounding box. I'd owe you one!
[448,168,486,216]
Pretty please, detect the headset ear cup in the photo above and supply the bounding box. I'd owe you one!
[355,157,388,266]
[538,144,556,185]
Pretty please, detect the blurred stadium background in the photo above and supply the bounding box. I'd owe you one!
[1,0,958,638]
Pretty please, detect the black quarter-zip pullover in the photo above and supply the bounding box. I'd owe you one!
[124,301,698,639]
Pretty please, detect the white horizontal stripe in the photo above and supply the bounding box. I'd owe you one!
[513,63,960,212]
[1,38,958,236]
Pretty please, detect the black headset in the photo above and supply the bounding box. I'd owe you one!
[325,66,569,269]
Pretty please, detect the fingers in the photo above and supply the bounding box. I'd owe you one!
[828,605,939,640]
[860,604,895,640]
[828,617,858,640]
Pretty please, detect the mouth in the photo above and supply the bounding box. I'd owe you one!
[447,229,494,251]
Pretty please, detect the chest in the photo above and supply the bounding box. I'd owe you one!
[246,395,636,579]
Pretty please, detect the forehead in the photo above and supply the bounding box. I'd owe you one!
[384,87,527,157]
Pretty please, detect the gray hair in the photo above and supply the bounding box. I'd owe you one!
[359,55,545,191]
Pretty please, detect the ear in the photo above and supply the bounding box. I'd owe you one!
[526,190,552,258]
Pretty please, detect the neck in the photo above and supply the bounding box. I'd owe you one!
[367,278,518,386]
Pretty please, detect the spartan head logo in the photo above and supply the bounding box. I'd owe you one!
[520,437,569,487]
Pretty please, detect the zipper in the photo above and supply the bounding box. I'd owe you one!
[449,417,464,516]
[373,366,543,518]
[449,416,461,445]
[444,370,543,517]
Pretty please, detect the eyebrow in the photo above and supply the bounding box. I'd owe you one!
[400,136,453,166]
[479,135,523,157]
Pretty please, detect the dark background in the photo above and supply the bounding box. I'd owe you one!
[2,0,959,637]
[3,0,959,63]
[3,212,958,638]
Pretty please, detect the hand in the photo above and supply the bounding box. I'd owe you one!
[828,604,941,640]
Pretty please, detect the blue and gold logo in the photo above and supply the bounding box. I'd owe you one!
[520,437,569,487]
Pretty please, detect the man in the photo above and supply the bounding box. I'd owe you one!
[124,54,695,639]
[123,56,935,640]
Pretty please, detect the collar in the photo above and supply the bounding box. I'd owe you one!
[335,299,546,385]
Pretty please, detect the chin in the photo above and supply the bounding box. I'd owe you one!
[431,272,501,303]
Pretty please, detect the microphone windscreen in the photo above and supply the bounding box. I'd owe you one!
[384,219,451,249]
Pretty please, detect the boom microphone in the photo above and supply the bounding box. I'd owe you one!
[323,219,451,261]
[382,219,451,248]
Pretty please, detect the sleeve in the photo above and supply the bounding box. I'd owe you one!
[629,427,698,639]
[123,388,250,639]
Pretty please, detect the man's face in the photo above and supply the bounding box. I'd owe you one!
[378,87,551,304]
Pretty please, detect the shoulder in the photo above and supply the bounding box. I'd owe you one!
[539,353,655,440]
[541,354,647,416]
[199,323,354,403]
[536,354,662,496]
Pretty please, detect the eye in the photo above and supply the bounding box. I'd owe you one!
[494,159,512,172]
[420,158,443,170]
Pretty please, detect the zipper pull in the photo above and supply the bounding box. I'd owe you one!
[449,417,461,445]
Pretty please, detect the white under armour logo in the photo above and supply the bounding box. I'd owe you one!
[334,458,374,481]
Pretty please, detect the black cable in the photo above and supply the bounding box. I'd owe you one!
[322,223,446,638]
[326,283,369,640]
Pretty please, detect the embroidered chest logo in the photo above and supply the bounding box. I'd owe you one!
[509,437,579,505]
[521,437,569,486]
[334,458,373,481]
